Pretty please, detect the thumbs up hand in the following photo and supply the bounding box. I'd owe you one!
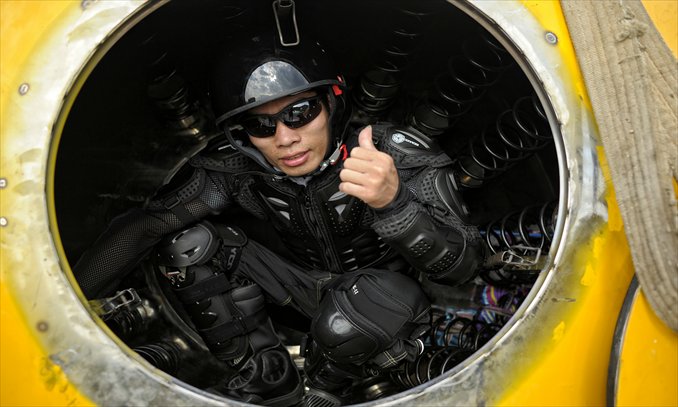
[357,126,378,150]
[339,126,400,209]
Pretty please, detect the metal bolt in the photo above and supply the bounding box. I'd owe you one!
[545,31,558,45]
[18,83,30,95]
[81,0,98,10]
[0,217,7,227]
[37,321,49,332]
[0,178,6,189]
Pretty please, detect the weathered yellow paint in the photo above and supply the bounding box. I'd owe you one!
[0,1,72,117]
[617,290,678,407]
[499,2,677,406]
[502,1,678,406]
[499,175,635,406]
[0,2,93,405]
[551,321,566,342]
[496,3,638,405]
[642,0,678,57]
[520,0,593,112]
[0,282,94,406]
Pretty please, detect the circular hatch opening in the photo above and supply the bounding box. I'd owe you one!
[55,0,562,404]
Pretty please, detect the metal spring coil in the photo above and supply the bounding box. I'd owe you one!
[134,341,181,375]
[480,202,557,285]
[139,31,210,138]
[483,202,557,255]
[147,72,195,123]
[352,5,435,117]
[408,33,513,136]
[390,303,517,389]
[389,346,476,388]
[455,93,552,188]
[106,301,155,340]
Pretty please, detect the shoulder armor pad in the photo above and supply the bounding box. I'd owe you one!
[154,165,205,202]
[371,124,452,168]
[189,140,254,173]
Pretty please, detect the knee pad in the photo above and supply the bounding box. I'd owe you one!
[310,270,430,369]
[156,221,221,267]
[155,221,255,361]
[156,220,247,272]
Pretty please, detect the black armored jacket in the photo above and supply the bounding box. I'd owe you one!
[75,125,483,298]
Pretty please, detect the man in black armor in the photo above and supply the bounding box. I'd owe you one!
[74,32,483,407]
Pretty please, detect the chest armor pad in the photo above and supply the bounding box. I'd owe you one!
[252,170,389,272]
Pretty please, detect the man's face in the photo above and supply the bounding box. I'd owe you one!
[246,91,330,177]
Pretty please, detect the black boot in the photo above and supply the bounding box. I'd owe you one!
[302,337,362,407]
[220,284,303,406]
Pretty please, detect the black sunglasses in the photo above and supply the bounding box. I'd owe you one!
[240,96,323,138]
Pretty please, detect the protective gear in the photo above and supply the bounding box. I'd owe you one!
[373,201,478,285]
[370,124,484,285]
[156,167,207,225]
[210,31,350,175]
[211,32,344,125]
[302,338,362,407]
[155,222,220,267]
[156,222,250,360]
[74,124,482,298]
[193,136,398,274]
[310,270,429,368]
[249,158,395,273]
[218,284,303,407]
[302,270,429,406]
[156,223,302,406]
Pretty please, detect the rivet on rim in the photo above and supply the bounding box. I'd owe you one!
[37,321,49,332]
[18,83,30,95]
[545,31,558,45]
[81,0,98,10]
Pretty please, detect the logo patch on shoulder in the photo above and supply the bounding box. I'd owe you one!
[391,132,406,144]
[392,132,422,148]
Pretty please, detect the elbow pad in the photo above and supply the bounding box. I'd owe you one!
[373,202,480,286]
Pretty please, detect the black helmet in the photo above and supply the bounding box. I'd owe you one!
[210,32,350,175]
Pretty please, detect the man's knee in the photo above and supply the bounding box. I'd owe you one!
[155,221,254,360]
[310,270,430,368]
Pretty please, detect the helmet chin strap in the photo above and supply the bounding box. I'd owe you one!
[307,141,343,176]
[223,126,284,176]
[313,89,351,172]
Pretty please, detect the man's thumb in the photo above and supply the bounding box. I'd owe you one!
[358,126,377,150]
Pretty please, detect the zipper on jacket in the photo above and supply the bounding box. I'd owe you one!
[302,190,342,272]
